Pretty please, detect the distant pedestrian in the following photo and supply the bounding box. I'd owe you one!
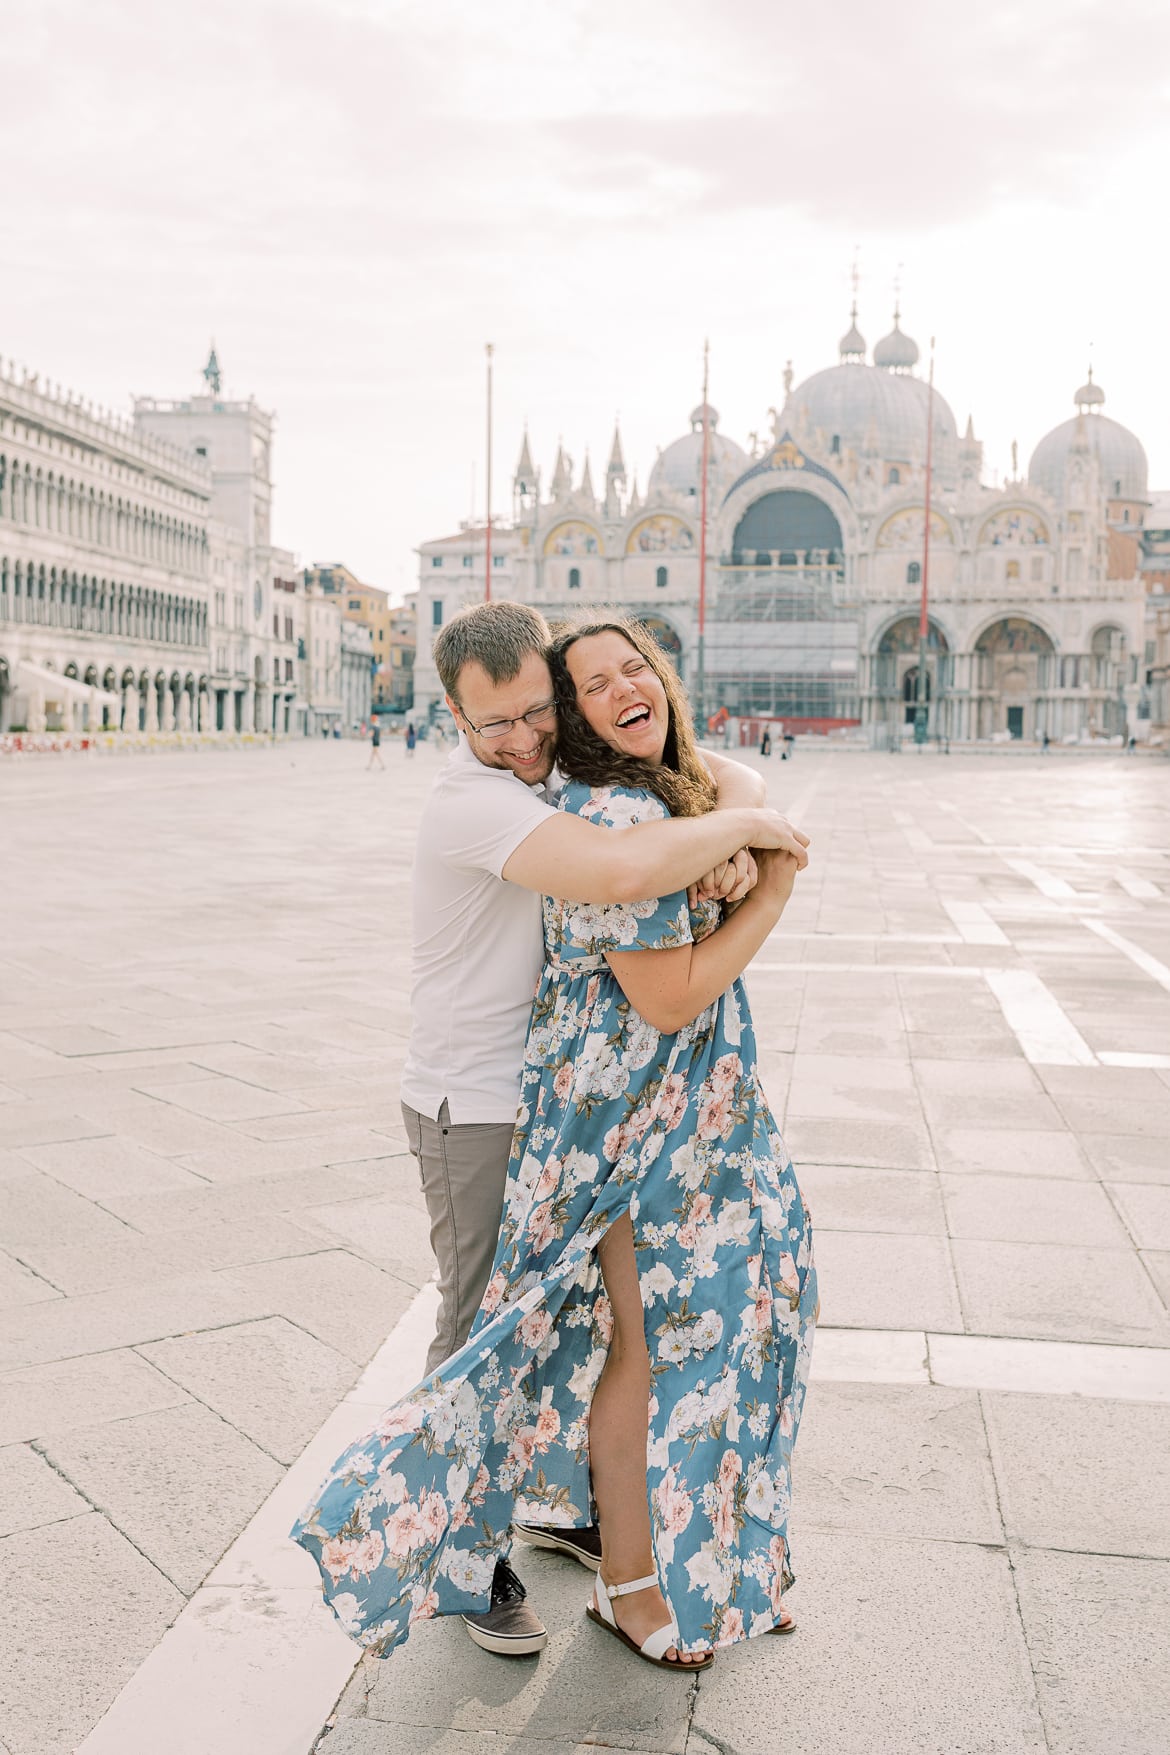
[1127,734,1136,755]
[760,728,772,757]
[405,722,417,757]
[367,721,384,769]
[1041,729,1050,754]
[784,732,796,760]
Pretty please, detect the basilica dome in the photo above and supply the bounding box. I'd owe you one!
[782,360,957,467]
[1027,373,1147,503]
[648,404,749,501]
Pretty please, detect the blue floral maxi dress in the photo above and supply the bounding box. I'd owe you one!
[293,781,817,1657]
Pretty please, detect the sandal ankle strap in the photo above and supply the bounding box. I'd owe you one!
[604,1572,659,1599]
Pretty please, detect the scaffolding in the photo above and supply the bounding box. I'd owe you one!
[705,559,862,723]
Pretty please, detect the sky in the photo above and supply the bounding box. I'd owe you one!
[3,0,1169,600]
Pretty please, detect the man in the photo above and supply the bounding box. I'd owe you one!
[399,601,810,1657]
[367,719,384,769]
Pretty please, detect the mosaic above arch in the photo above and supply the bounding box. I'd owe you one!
[875,508,954,549]
[625,515,695,555]
[876,615,949,654]
[979,507,1049,547]
[974,616,1055,655]
[543,521,600,558]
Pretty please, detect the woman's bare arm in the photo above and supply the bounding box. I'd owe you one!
[605,851,800,1033]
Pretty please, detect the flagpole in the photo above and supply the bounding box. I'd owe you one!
[484,343,494,602]
[696,338,710,737]
[914,338,935,745]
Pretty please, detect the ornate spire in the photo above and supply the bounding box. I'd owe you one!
[514,428,535,483]
[840,255,865,363]
[579,451,596,503]
[607,422,626,479]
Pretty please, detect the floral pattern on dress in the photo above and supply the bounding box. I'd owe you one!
[293,780,816,1657]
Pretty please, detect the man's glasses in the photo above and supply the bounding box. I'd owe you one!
[463,700,557,741]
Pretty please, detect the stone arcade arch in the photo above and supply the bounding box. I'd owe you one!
[971,616,1056,741]
[866,615,952,738]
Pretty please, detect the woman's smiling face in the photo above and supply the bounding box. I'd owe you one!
[565,629,670,763]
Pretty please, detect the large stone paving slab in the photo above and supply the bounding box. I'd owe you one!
[1012,1548,1170,1754]
[0,1511,184,1755]
[138,1314,358,1464]
[689,1529,1045,1755]
[951,1238,1170,1344]
[40,1401,283,1592]
[983,1392,1170,1559]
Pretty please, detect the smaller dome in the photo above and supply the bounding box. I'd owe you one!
[873,314,920,373]
[648,405,749,501]
[1075,367,1105,410]
[839,305,866,362]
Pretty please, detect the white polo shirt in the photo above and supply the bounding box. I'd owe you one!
[399,738,558,1125]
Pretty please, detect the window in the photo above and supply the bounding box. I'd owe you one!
[285,616,292,641]
[349,598,362,609]
[431,556,443,567]
[432,599,443,627]
[906,561,920,585]
[568,567,581,589]
[273,611,280,636]
[656,566,668,588]
[195,445,207,458]
[887,467,900,485]
[285,658,293,681]
[274,658,281,683]
[830,434,841,456]
[462,555,472,568]
[493,553,505,567]
[1006,559,1021,581]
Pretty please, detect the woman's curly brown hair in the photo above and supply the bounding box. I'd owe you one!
[548,615,717,819]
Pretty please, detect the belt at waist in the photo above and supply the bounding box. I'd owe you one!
[544,951,608,975]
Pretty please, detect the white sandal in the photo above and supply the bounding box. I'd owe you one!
[585,1571,713,1671]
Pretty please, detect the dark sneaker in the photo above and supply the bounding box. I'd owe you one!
[461,1558,547,1657]
[512,1520,603,1572]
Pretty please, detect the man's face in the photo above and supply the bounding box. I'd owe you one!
[447,651,557,784]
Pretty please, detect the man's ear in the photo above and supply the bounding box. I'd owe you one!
[444,692,466,731]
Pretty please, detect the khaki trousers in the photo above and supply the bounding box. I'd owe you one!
[401,1099,516,1375]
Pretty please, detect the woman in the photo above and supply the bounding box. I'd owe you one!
[293,617,816,1669]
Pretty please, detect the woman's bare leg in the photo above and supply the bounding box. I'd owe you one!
[589,1213,707,1663]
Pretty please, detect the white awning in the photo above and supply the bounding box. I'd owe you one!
[17,659,121,707]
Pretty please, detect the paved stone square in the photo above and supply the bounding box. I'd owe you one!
[1,740,1169,1755]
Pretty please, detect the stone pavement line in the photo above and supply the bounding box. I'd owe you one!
[1084,916,1170,995]
[983,969,1098,1067]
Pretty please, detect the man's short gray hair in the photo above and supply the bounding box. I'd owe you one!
[433,601,551,704]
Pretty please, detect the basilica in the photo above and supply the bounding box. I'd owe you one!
[413,307,1161,746]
